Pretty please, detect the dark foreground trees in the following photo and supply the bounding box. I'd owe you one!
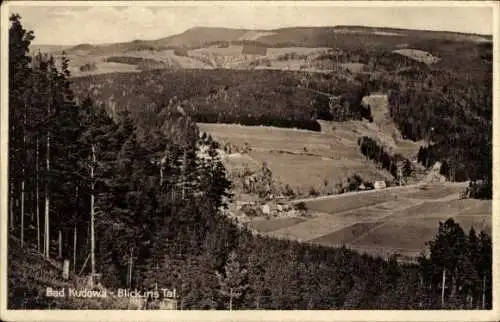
[419,219,492,309]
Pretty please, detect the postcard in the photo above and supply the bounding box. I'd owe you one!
[1,1,498,321]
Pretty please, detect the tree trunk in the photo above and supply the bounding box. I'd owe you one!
[128,248,133,288]
[73,224,77,273]
[21,104,27,248]
[30,191,34,221]
[482,275,486,309]
[90,144,96,275]
[229,288,233,311]
[441,268,446,307]
[9,183,14,231]
[45,67,52,259]
[160,158,164,186]
[21,179,25,248]
[36,137,40,252]
[182,150,187,199]
[73,186,78,273]
[44,132,50,258]
[450,267,457,299]
[58,229,62,259]
[57,229,62,259]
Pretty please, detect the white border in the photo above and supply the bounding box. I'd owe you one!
[0,1,499,321]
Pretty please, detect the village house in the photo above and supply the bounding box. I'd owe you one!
[261,204,271,215]
[374,181,387,190]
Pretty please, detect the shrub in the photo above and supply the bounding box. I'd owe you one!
[294,202,308,211]
[173,47,188,56]
[241,204,259,217]
[79,62,97,72]
[283,184,296,199]
[308,186,319,197]
[466,180,492,200]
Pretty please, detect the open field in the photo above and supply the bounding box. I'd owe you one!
[248,217,307,233]
[310,222,382,245]
[198,103,421,195]
[250,182,490,260]
[199,122,393,195]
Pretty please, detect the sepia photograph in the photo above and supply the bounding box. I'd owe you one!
[0,1,498,321]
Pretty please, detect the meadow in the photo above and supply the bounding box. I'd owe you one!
[198,92,421,195]
[198,122,397,195]
[249,183,491,260]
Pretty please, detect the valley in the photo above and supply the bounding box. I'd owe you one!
[61,25,492,263]
[248,182,490,261]
[8,8,493,310]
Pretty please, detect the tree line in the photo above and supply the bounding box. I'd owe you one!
[357,136,413,180]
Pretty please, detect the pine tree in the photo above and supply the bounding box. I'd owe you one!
[49,52,85,260]
[426,218,467,306]
[77,97,123,283]
[9,14,34,236]
[217,251,249,310]
[464,227,480,307]
[477,231,492,309]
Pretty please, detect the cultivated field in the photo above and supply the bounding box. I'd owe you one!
[198,93,421,195]
[250,182,491,260]
[198,122,395,195]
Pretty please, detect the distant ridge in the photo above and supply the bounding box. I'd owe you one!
[51,25,490,55]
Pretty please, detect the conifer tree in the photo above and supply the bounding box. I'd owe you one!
[477,231,492,309]
[9,14,34,235]
[217,251,249,310]
[427,219,467,305]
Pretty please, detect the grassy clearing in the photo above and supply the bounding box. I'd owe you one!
[251,150,389,195]
[329,208,392,221]
[310,222,382,246]
[303,190,398,214]
[350,219,443,250]
[369,198,422,212]
[390,199,471,218]
[198,122,395,194]
[456,200,491,215]
[251,182,491,259]
[248,217,306,233]
[402,184,464,199]
[266,211,382,242]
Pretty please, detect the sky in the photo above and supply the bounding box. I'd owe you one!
[8,2,495,46]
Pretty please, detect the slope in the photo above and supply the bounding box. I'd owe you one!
[7,236,133,309]
[35,25,491,77]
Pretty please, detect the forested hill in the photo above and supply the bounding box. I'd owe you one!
[36,25,491,56]
[8,14,492,310]
[69,39,493,194]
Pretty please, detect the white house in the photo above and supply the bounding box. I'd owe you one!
[374,181,387,190]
